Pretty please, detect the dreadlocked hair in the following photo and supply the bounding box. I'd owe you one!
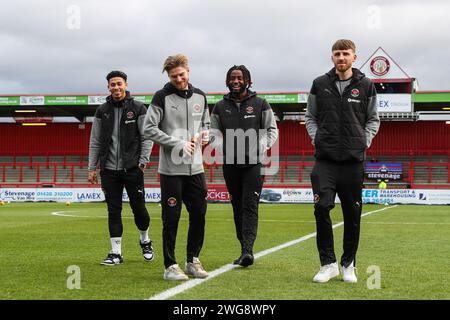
[226,65,252,89]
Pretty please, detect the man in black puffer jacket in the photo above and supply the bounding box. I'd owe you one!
[305,40,380,283]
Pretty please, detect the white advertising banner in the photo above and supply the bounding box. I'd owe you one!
[19,96,45,106]
[1,188,450,205]
[377,94,412,113]
[88,95,108,105]
[0,188,161,203]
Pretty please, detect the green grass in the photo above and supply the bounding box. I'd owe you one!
[0,202,449,300]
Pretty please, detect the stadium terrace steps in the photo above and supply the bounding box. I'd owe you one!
[0,154,448,187]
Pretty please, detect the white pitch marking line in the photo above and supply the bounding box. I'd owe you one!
[148,205,398,300]
[51,211,95,218]
[51,209,450,226]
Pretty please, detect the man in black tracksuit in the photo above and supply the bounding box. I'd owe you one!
[305,40,380,283]
[210,65,278,267]
[88,70,154,266]
[143,54,210,281]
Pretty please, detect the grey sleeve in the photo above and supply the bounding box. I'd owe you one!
[305,93,318,144]
[209,106,223,150]
[143,104,184,148]
[88,117,102,171]
[210,112,222,131]
[260,102,279,152]
[138,114,153,165]
[202,97,211,132]
[365,95,380,148]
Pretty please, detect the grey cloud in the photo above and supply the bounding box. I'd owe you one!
[0,0,449,94]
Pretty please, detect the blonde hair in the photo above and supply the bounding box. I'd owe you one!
[162,54,189,73]
[332,39,356,52]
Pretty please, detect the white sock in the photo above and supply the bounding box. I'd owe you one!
[139,228,150,244]
[110,237,122,255]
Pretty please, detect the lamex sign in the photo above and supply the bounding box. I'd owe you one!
[377,94,411,112]
[121,188,161,202]
[77,190,103,202]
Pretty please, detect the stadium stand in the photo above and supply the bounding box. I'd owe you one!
[0,120,448,188]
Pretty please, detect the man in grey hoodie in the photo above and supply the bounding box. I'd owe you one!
[88,70,154,266]
[143,54,210,281]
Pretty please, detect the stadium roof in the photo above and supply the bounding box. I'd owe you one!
[0,91,450,122]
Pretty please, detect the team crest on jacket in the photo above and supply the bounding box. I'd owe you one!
[246,106,254,114]
[313,194,320,203]
[167,197,177,207]
[350,89,360,97]
[193,104,201,113]
[126,111,134,119]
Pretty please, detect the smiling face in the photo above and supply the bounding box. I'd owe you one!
[108,77,127,101]
[228,69,246,94]
[168,66,189,90]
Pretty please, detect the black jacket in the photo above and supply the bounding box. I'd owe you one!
[211,90,278,166]
[95,92,148,170]
[309,68,378,163]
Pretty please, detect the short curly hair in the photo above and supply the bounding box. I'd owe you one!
[226,65,252,89]
[106,70,127,82]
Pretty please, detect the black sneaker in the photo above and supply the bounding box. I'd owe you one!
[233,253,254,267]
[140,240,154,262]
[100,252,123,266]
[240,253,254,267]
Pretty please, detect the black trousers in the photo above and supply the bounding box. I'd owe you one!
[223,164,264,255]
[100,168,150,238]
[310,160,364,268]
[160,173,207,268]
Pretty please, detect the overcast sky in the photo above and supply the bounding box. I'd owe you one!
[1,0,449,94]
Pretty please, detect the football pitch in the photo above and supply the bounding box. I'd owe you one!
[0,202,449,300]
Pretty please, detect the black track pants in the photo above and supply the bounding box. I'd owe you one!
[310,160,364,268]
[100,168,150,238]
[160,173,207,268]
[223,164,264,255]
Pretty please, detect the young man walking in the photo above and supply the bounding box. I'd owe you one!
[305,40,380,283]
[143,54,210,280]
[88,70,154,265]
[210,65,278,267]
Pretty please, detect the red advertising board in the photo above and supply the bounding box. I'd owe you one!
[207,185,230,202]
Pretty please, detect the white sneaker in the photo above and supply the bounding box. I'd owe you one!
[342,262,357,283]
[163,264,189,281]
[185,257,209,279]
[313,262,340,283]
